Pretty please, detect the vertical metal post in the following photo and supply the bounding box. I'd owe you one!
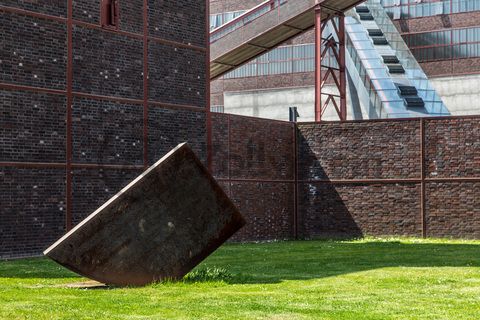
[143,0,149,169]
[315,7,347,122]
[314,4,322,122]
[66,0,73,231]
[420,118,427,238]
[338,14,347,121]
[206,0,213,172]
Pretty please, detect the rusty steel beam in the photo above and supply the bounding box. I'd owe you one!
[315,11,347,122]
[420,118,426,238]
[66,0,73,232]
[143,0,149,169]
[314,4,323,122]
[44,143,245,287]
[206,0,213,173]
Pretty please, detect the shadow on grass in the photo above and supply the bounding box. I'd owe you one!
[1,240,479,284]
[205,240,480,284]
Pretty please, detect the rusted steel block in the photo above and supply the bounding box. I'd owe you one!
[44,143,245,286]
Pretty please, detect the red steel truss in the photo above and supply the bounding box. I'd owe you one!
[315,5,347,122]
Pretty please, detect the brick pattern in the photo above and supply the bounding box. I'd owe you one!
[210,0,263,14]
[72,26,144,99]
[0,1,208,259]
[73,0,100,24]
[298,182,422,238]
[72,168,142,225]
[421,58,480,77]
[229,182,295,242]
[211,113,229,179]
[0,13,67,89]
[297,118,480,240]
[426,182,480,239]
[229,116,295,180]
[1,0,67,17]
[72,97,144,165]
[394,11,480,34]
[0,90,66,162]
[148,42,206,107]
[0,168,66,258]
[298,121,421,180]
[119,0,144,34]
[211,114,296,241]
[148,107,206,165]
[426,118,480,178]
[148,0,206,47]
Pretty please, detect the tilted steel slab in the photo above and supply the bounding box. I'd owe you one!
[210,0,366,80]
[44,143,245,286]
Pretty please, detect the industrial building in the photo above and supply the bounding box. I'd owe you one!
[210,0,480,121]
[1,0,479,259]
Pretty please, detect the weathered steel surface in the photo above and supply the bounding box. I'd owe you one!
[44,143,245,286]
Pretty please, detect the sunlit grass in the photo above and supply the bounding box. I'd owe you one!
[1,238,479,319]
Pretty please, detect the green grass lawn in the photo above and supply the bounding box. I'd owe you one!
[1,238,480,319]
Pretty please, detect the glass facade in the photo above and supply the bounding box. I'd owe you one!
[381,0,480,19]
[224,44,319,79]
[210,11,246,30]
[405,27,480,62]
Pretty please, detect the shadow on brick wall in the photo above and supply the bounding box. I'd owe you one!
[297,134,363,239]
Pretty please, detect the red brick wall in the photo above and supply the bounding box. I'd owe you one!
[212,115,480,242]
[211,113,296,241]
[297,116,480,239]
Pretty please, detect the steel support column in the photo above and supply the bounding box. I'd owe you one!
[314,8,347,122]
[314,4,322,122]
[338,14,347,120]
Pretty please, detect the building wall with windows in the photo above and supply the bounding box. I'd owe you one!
[210,0,480,119]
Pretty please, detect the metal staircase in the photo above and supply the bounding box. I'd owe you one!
[209,0,450,119]
[342,2,449,118]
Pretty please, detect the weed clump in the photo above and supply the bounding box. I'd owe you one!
[183,267,232,283]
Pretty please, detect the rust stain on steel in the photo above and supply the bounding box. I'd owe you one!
[44,143,245,286]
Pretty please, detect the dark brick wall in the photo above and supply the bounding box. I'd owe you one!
[73,0,100,24]
[298,120,421,180]
[118,0,144,34]
[148,107,206,165]
[72,97,144,165]
[211,113,296,241]
[0,168,66,258]
[1,1,207,259]
[1,0,68,17]
[298,182,422,238]
[426,182,480,239]
[148,0,206,47]
[228,115,295,180]
[230,182,295,241]
[425,118,480,178]
[297,117,480,239]
[72,26,144,99]
[72,168,142,225]
[0,90,66,163]
[212,116,480,241]
[0,12,67,89]
[148,42,206,107]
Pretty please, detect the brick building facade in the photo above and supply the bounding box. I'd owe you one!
[1,1,479,259]
[0,0,208,258]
